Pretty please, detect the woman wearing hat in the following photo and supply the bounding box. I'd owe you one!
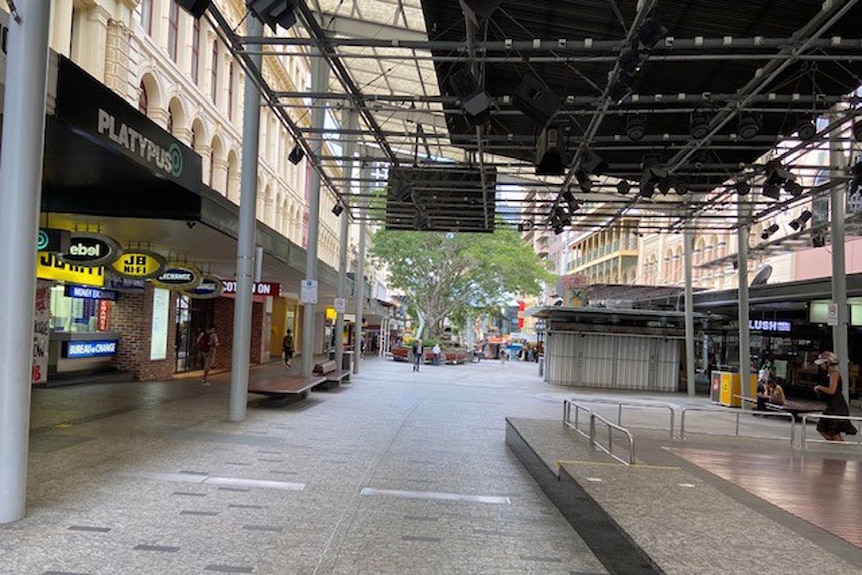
[813,351,858,441]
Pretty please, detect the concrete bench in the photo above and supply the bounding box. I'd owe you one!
[313,359,350,388]
[248,375,327,400]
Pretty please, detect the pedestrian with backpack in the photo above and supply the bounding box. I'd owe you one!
[197,325,219,385]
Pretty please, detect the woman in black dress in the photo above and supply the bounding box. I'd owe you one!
[813,351,858,441]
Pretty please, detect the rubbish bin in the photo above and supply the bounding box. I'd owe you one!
[342,351,353,372]
[538,354,545,377]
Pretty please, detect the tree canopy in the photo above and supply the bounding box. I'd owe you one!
[368,228,551,341]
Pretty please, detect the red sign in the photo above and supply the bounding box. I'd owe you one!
[221,280,281,296]
[97,300,111,331]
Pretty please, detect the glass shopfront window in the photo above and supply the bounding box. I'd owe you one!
[49,284,111,333]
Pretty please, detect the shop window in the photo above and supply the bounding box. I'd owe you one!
[49,286,111,333]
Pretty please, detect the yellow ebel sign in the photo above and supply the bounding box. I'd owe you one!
[37,252,105,287]
[110,250,166,279]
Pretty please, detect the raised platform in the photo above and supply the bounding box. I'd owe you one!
[506,417,862,575]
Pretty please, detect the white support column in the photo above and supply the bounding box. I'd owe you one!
[737,197,752,403]
[684,228,696,396]
[228,15,263,422]
[353,161,370,374]
[829,114,850,402]
[0,0,52,524]
[336,108,358,373]
[301,51,329,376]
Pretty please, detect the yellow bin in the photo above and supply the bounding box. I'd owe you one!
[710,370,758,407]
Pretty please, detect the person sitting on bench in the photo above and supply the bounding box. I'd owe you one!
[756,379,785,410]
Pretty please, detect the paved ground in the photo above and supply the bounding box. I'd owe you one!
[4,355,861,574]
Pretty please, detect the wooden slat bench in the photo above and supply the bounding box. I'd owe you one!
[313,359,351,389]
[248,375,327,400]
[766,399,823,421]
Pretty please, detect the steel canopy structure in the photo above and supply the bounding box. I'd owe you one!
[209,0,861,238]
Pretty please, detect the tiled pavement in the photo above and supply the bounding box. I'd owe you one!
[5,356,861,574]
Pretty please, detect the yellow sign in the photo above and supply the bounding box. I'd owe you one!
[37,252,104,286]
[325,307,337,320]
[110,250,166,279]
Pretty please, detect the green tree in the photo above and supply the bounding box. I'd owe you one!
[369,228,551,341]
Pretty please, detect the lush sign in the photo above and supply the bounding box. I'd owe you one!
[749,319,792,333]
[110,250,166,279]
[64,339,118,359]
[59,232,122,267]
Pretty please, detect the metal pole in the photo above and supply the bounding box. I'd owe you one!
[737,199,752,406]
[829,112,850,402]
[353,161,369,374]
[684,228,696,396]
[301,50,329,377]
[336,108,358,373]
[0,0,52,524]
[228,15,263,422]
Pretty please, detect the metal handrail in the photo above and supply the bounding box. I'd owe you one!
[563,400,635,465]
[567,397,675,439]
[590,412,636,465]
[563,400,592,439]
[680,406,796,444]
[800,413,862,448]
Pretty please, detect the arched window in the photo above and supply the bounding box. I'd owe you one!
[138,80,148,115]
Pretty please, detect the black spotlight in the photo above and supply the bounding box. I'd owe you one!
[640,157,667,198]
[617,180,632,195]
[784,180,803,197]
[760,223,780,240]
[535,125,565,176]
[582,150,609,176]
[674,179,690,195]
[177,0,212,18]
[854,120,862,142]
[636,10,667,49]
[246,0,297,32]
[795,116,816,140]
[609,76,632,104]
[575,169,592,192]
[450,68,491,126]
[331,203,344,216]
[517,220,534,233]
[689,111,710,139]
[657,177,672,196]
[738,112,761,140]
[619,46,643,76]
[789,209,812,231]
[562,189,579,213]
[288,143,304,165]
[626,115,646,141]
[736,181,751,196]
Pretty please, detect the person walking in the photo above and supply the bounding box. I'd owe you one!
[282,329,294,368]
[432,343,441,366]
[412,339,424,372]
[197,325,219,385]
[813,351,858,441]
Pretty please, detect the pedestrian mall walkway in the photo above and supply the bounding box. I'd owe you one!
[4,356,861,574]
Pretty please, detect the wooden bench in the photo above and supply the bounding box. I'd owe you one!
[248,375,327,400]
[765,399,823,422]
[313,359,351,389]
